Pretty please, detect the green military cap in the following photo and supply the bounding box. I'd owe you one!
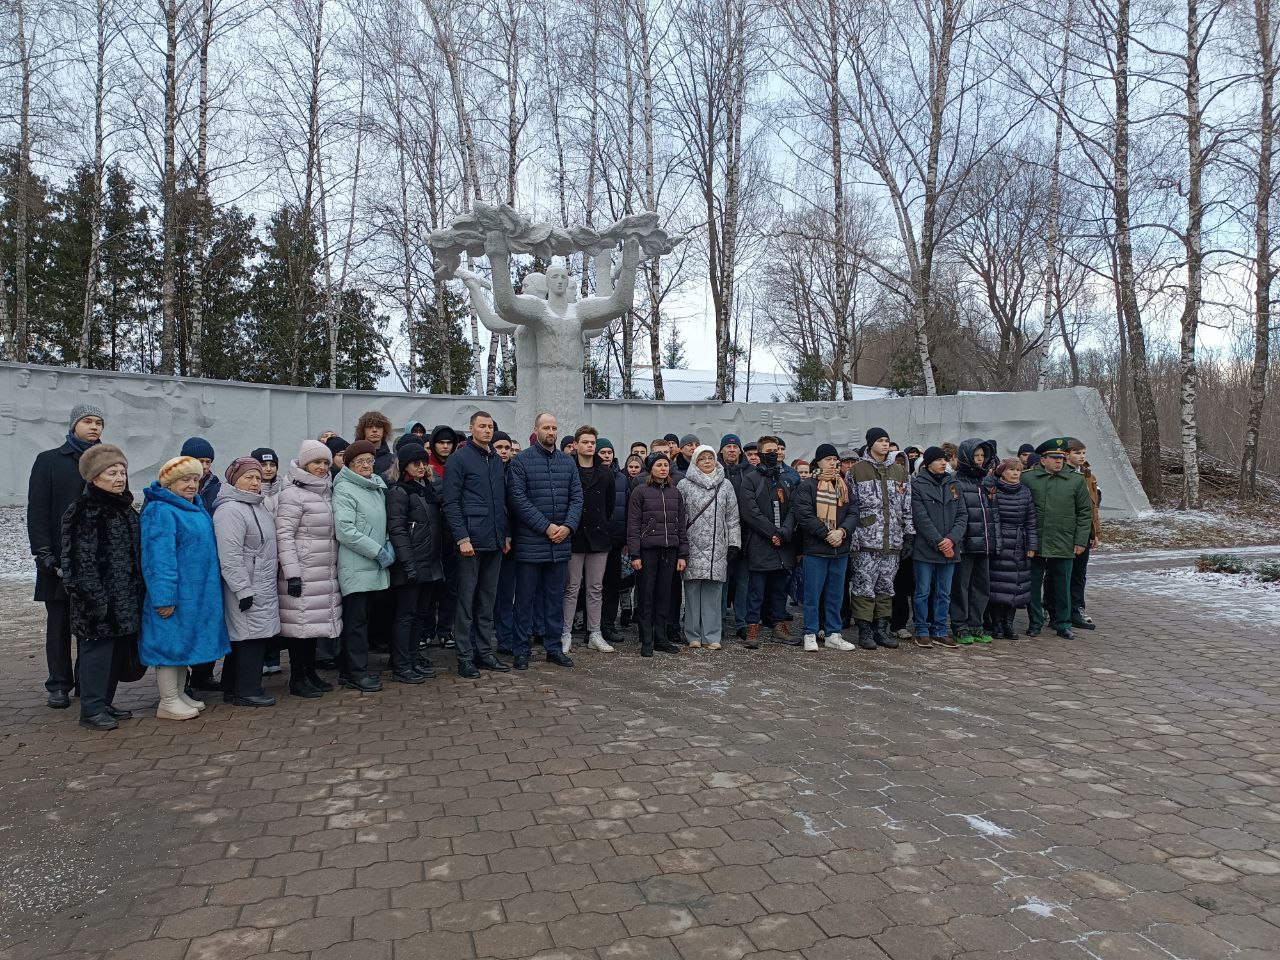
[1035,437,1071,457]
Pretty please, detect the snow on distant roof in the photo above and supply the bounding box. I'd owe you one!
[609,368,892,402]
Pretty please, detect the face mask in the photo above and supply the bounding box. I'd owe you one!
[761,451,778,467]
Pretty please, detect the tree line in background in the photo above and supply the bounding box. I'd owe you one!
[0,0,1276,505]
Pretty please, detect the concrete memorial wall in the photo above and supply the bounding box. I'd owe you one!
[0,363,1150,516]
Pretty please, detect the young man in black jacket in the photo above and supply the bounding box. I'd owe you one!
[561,426,617,653]
[27,404,108,708]
[737,437,796,649]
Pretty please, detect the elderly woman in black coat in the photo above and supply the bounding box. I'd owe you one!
[983,458,1040,640]
[60,444,145,730]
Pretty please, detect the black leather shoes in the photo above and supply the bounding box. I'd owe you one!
[105,705,133,719]
[1055,628,1076,641]
[47,690,71,709]
[305,670,334,692]
[546,650,575,667]
[79,713,118,731]
[476,655,510,673]
[289,679,324,698]
[457,660,481,679]
[230,694,276,707]
[390,671,426,685]
[512,655,529,671]
[652,640,681,654]
[338,675,383,692]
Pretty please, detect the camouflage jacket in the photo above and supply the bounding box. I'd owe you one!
[848,452,914,551]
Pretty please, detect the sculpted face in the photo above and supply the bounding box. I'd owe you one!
[546,266,570,297]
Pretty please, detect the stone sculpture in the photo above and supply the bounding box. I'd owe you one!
[431,203,680,432]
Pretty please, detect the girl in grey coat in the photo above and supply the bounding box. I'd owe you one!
[275,439,341,697]
[213,458,281,707]
[678,446,741,649]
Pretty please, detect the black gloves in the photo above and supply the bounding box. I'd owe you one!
[239,595,254,612]
[287,578,303,598]
[727,545,740,563]
[901,535,915,559]
[36,549,59,574]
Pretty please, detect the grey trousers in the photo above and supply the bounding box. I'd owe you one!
[563,551,608,634]
[684,579,724,646]
[455,550,503,661]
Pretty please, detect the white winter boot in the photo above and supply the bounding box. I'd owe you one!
[561,633,573,654]
[156,667,198,720]
[824,633,856,651]
[587,632,614,652]
[176,672,206,712]
[802,633,820,652]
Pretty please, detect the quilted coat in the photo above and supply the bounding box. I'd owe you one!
[387,476,445,585]
[678,463,740,581]
[910,468,967,564]
[984,476,1040,607]
[332,466,390,595]
[60,483,144,639]
[275,462,342,640]
[847,451,914,552]
[626,477,689,558]
[139,483,231,667]
[213,485,282,642]
[954,439,1001,555]
[506,443,583,563]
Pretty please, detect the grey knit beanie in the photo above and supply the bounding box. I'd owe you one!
[69,403,106,431]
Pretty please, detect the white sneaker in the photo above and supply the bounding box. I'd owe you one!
[824,634,856,651]
[803,634,819,652]
[688,640,701,649]
[561,633,573,654]
[587,632,614,652]
[708,642,722,650]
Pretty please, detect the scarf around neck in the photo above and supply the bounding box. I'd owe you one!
[815,475,847,530]
[65,431,99,454]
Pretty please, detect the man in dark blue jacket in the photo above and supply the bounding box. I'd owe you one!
[443,410,511,678]
[508,413,584,668]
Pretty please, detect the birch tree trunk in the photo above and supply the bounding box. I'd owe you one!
[159,0,181,375]
[80,0,111,368]
[186,0,213,377]
[13,0,33,362]
[638,0,664,399]
[1178,0,1204,507]
[1240,0,1276,498]
[1038,0,1073,390]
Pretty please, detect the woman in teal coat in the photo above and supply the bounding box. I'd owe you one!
[332,439,394,692]
[140,455,230,720]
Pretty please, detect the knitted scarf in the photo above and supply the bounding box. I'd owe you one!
[815,473,847,531]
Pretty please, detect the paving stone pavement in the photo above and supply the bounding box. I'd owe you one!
[1,556,1279,960]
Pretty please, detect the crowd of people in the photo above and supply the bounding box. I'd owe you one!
[27,404,1101,731]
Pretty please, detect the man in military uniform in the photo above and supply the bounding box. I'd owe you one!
[1022,438,1094,640]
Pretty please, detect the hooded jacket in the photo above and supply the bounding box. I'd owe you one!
[387,476,445,584]
[213,485,282,642]
[954,439,1001,555]
[332,466,390,595]
[139,483,231,667]
[60,483,144,639]
[571,455,616,554]
[428,424,458,483]
[507,442,584,563]
[910,468,967,564]
[442,438,508,551]
[984,475,1039,607]
[275,461,342,640]
[848,449,913,551]
[677,451,740,581]
[627,472,689,558]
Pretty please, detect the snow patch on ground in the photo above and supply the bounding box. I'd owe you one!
[1015,897,1065,918]
[1103,507,1280,550]
[957,814,1014,839]
[1091,568,1280,626]
[0,507,33,583]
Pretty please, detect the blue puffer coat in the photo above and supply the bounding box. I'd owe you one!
[507,443,584,563]
[139,482,231,667]
[984,476,1040,606]
[954,439,1001,555]
[608,466,628,548]
[442,440,508,551]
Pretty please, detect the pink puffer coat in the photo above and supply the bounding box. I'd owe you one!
[275,461,343,639]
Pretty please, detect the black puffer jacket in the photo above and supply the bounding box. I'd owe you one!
[59,484,144,639]
[607,466,629,548]
[954,439,1001,555]
[626,478,689,558]
[386,477,445,585]
[985,476,1040,606]
[790,476,859,557]
[572,457,616,553]
[737,465,796,572]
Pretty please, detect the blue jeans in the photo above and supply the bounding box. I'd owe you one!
[493,553,517,652]
[802,554,848,636]
[513,560,569,657]
[913,561,956,637]
[746,569,789,626]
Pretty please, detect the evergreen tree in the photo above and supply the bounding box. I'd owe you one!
[332,288,389,390]
[785,355,834,402]
[245,205,322,385]
[417,280,474,395]
[0,152,59,363]
[661,313,688,370]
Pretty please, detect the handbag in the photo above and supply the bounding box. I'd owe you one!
[118,634,147,683]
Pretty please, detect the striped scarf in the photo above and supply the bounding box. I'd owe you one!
[815,476,847,530]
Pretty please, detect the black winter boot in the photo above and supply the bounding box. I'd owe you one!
[873,617,898,648]
[856,621,877,650]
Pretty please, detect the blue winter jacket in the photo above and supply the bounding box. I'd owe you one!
[442,440,508,551]
[139,482,231,667]
[507,442,584,563]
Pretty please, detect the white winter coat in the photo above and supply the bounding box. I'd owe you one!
[274,461,343,639]
[678,459,741,582]
[212,485,282,642]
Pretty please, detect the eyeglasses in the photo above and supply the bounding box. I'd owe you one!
[350,456,375,467]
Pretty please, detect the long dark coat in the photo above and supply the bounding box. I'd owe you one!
[27,441,87,601]
[737,465,796,572]
[60,484,145,639]
[984,476,1040,607]
[571,458,616,554]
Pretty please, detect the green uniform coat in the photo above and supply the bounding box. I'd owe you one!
[1022,466,1093,559]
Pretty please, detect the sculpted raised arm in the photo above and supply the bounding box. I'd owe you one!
[455,267,519,335]
[577,239,640,331]
[487,247,548,327]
